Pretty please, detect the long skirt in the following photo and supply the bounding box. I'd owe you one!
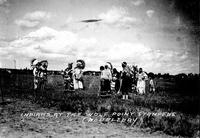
[121,77,132,95]
[137,80,146,94]
[100,79,105,91]
[73,79,83,90]
[104,79,111,92]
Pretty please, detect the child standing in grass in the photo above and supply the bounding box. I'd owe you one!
[149,76,156,93]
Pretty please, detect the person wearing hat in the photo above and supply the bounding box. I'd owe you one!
[118,62,133,100]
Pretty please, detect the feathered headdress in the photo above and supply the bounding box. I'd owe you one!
[76,59,85,69]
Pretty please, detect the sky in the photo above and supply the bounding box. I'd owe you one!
[0,0,199,74]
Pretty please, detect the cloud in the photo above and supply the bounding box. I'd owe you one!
[146,10,155,18]
[0,0,10,13]
[131,0,145,6]
[10,26,78,54]
[7,26,99,66]
[98,7,141,28]
[104,42,195,74]
[15,11,51,28]
[108,42,151,61]
[2,26,197,73]
[24,11,51,21]
[5,26,102,69]
[0,0,6,5]
[15,20,40,28]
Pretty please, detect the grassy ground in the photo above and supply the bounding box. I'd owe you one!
[1,75,199,137]
[0,97,182,138]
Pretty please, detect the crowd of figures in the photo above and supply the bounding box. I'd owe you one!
[62,60,85,91]
[31,59,48,91]
[31,59,85,92]
[99,62,156,99]
[30,59,156,100]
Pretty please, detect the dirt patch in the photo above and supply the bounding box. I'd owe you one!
[0,98,180,138]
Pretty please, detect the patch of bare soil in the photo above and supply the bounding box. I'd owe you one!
[0,98,180,138]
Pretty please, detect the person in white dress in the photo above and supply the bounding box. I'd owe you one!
[137,68,148,94]
[73,60,84,90]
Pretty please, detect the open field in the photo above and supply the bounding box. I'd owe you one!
[0,73,200,137]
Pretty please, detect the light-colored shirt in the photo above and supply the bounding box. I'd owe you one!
[137,72,148,81]
[73,68,83,80]
[101,69,112,80]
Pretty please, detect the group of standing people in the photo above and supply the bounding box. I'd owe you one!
[31,58,85,93]
[31,59,48,99]
[63,59,85,91]
[31,59,155,99]
[100,61,155,99]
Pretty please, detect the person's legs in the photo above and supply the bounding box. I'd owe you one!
[115,80,120,92]
[141,81,145,94]
[137,81,143,95]
[121,78,128,99]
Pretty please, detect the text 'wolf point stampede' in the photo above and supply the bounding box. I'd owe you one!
[21,111,176,125]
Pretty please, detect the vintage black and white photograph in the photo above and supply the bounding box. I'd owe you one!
[0,0,199,137]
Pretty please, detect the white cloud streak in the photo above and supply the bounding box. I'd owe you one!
[131,0,145,6]
[1,26,196,74]
[0,0,6,5]
[15,11,51,28]
[98,7,141,28]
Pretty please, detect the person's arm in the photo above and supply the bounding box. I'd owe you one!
[33,68,37,77]
[80,69,83,80]
[117,72,122,94]
[109,70,112,80]
[144,72,148,80]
